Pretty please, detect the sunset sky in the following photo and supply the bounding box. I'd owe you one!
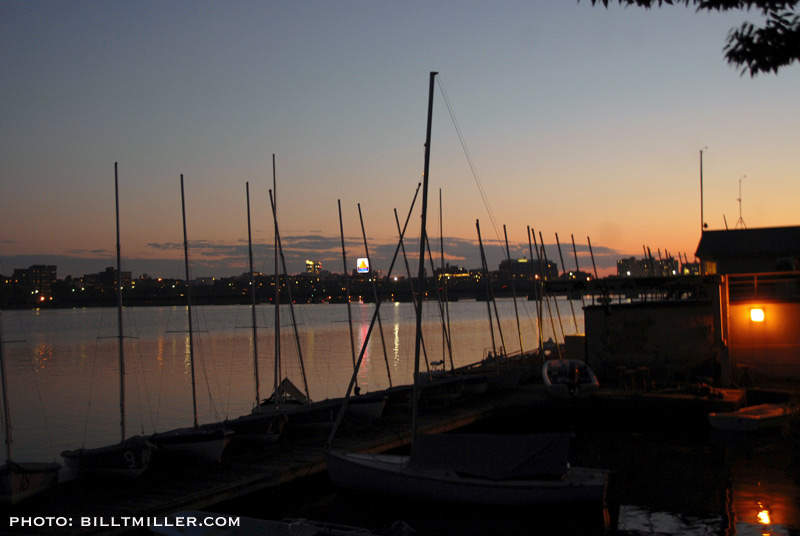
[2,1,798,279]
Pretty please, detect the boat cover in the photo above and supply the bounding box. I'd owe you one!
[409,433,569,480]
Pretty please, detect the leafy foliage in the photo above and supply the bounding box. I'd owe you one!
[584,0,800,75]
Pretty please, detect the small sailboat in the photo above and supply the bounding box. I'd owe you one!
[223,182,286,443]
[327,73,614,514]
[542,358,600,399]
[61,163,156,479]
[709,403,798,432]
[0,311,61,504]
[148,175,232,463]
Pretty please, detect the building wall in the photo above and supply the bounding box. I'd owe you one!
[727,300,800,383]
[584,301,716,386]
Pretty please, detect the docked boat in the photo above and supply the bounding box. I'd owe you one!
[148,175,233,464]
[62,435,155,479]
[542,358,600,399]
[61,164,156,479]
[327,433,611,506]
[327,73,614,518]
[708,403,798,432]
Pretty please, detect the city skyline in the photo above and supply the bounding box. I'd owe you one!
[2,2,798,281]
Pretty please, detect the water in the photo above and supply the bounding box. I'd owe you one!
[2,299,799,535]
[0,298,559,460]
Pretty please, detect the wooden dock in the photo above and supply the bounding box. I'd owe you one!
[3,380,553,536]
[2,379,756,536]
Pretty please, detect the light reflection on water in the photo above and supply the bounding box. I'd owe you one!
[2,301,799,535]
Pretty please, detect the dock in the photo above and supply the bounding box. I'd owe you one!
[4,378,552,536]
[3,378,751,536]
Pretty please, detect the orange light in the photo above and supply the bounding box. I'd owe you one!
[750,308,765,322]
[758,509,771,525]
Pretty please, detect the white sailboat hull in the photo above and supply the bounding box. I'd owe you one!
[326,451,609,506]
[0,462,60,505]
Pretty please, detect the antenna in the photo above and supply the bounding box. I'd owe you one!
[735,175,747,229]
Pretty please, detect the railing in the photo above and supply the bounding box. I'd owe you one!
[727,272,800,302]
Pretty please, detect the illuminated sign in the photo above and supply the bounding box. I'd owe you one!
[356,258,370,274]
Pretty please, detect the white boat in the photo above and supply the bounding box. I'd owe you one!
[148,175,233,464]
[0,312,61,503]
[542,358,600,399]
[327,433,610,506]
[326,73,614,515]
[61,164,157,479]
[708,403,798,432]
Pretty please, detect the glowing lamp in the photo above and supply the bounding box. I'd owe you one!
[750,308,765,322]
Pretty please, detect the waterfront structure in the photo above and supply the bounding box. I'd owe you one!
[696,226,800,385]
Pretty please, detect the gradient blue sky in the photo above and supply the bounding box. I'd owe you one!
[2,1,798,279]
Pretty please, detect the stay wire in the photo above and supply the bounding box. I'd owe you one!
[436,76,503,249]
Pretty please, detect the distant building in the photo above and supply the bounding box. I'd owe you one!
[305,260,322,275]
[616,256,679,277]
[500,258,557,280]
[12,264,57,298]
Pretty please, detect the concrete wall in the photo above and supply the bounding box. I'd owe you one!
[584,301,716,386]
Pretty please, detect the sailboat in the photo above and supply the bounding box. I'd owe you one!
[326,73,614,511]
[0,312,61,504]
[148,175,232,463]
[223,182,286,443]
[61,163,157,479]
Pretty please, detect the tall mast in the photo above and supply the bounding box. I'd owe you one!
[358,203,392,388]
[115,162,126,441]
[338,200,358,389]
[272,155,280,407]
[412,71,437,447]
[246,182,260,413]
[180,174,199,429]
[1,309,12,463]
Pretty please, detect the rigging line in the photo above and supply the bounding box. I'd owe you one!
[436,75,503,245]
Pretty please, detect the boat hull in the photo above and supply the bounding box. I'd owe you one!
[61,435,156,479]
[326,451,609,506]
[0,462,60,505]
[150,425,232,464]
[708,403,798,432]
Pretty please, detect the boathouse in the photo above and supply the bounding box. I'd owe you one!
[584,225,800,388]
[695,226,800,386]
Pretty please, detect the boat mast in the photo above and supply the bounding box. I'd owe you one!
[0,311,12,464]
[246,182,261,413]
[504,224,524,356]
[273,155,280,408]
[269,189,311,403]
[180,174,199,428]
[357,203,392,388]
[338,200,358,390]
[412,71,437,447]
[555,233,579,334]
[115,163,126,441]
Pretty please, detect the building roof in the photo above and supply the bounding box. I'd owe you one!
[695,226,800,260]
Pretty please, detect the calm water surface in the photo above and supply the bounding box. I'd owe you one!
[3,299,799,535]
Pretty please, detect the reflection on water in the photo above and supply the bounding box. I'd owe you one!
[2,302,799,535]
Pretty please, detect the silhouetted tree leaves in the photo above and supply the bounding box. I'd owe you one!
[584,0,800,76]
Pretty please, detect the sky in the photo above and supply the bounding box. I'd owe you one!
[2,1,798,280]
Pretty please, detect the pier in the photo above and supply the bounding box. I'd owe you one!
[3,378,750,536]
